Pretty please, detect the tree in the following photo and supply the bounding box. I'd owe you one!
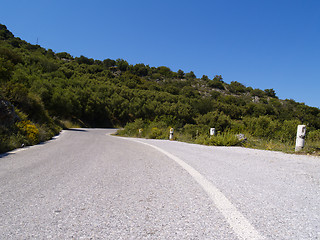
[75,55,94,65]
[0,24,14,40]
[46,49,55,58]
[185,71,196,79]
[196,111,231,132]
[116,59,129,71]
[228,81,246,94]
[251,88,265,97]
[56,52,73,60]
[157,66,172,77]
[131,63,149,76]
[0,47,23,65]
[201,75,209,81]
[103,58,116,68]
[177,69,185,78]
[181,86,198,98]
[0,57,14,82]
[208,75,224,89]
[264,88,277,98]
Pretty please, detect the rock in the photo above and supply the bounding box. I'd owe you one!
[252,96,260,103]
[236,133,247,142]
[0,99,20,127]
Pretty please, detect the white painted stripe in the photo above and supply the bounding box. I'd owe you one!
[9,148,28,154]
[3,131,64,156]
[130,139,264,240]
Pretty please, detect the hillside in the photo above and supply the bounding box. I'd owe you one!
[1,24,320,154]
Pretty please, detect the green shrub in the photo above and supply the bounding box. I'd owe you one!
[195,131,242,146]
[194,134,209,145]
[277,120,301,143]
[0,132,26,153]
[196,111,231,132]
[228,81,246,94]
[145,121,170,139]
[208,131,242,146]
[230,120,246,133]
[182,124,208,138]
[148,127,163,139]
[121,118,145,137]
[243,116,279,139]
[15,120,39,145]
[307,129,320,142]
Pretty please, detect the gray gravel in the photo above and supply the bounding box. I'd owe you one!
[1,128,319,239]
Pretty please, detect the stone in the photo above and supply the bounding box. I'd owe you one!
[236,133,247,142]
[0,99,20,126]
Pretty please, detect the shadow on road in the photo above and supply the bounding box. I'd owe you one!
[0,152,11,158]
[65,128,88,132]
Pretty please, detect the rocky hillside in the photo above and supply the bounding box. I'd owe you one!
[1,23,320,153]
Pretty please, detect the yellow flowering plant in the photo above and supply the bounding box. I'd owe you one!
[15,120,39,145]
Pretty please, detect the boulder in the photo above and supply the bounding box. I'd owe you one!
[236,133,247,142]
[0,99,19,127]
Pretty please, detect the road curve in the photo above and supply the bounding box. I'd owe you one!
[0,128,319,239]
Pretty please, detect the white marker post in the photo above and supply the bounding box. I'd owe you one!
[210,128,216,136]
[295,125,306,152]
[169,128,174,140]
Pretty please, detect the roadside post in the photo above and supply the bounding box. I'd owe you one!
[295,125,306,152]
[210,128,216,136]
[138,128,143,137]
[169,128,174,140]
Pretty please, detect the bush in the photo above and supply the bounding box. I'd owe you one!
[121,118,145,137]
[182,124,208,138]
[208,75,224,89]
[145,121,169,139]
[243,116,279,139]
[196,111,231,132]
[276,120,301,143]
[148,127,163,139]
[230,120,246,133]
[195,131,242,146]
[308,129,320,142]
[15,120,39,145]
[0,132,26,153]
[208,131,243,146]
[228,81,246,94]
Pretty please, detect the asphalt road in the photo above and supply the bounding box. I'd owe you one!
[0,129,319,239]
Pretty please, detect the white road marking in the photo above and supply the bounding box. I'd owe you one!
[129,138,265,240]
[9,148,28,154]
[2,131,64,156]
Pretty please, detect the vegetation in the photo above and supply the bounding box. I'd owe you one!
[1,23,320,154]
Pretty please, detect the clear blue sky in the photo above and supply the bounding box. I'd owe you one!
[1,0,319,108]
